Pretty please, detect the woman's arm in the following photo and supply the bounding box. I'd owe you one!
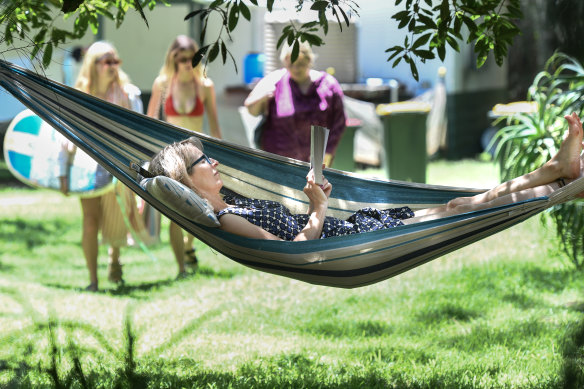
[219,213,283,240]
[219,206,326,242]
[244,69,283,116]
[295,169,332,241]
[203,78,223,139]
[220,169,332,242]
[146,78,164,119]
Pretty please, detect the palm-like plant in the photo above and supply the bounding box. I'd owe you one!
[493,52,584,268]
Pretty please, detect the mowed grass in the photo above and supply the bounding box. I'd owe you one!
[0,159,584,388]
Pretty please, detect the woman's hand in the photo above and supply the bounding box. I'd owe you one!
[304,167,332,212]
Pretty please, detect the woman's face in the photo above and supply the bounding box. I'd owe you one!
[286,54,312,84]
[188,147,222,194]
[175,49,195,72]
[94,51,120,82]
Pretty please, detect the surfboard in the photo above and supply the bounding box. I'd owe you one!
[3,109,114,197]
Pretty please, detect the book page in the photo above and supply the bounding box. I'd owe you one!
[310,125,330,185]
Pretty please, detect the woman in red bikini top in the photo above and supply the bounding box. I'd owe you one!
[147,35,222,139]
[147,35,223,278]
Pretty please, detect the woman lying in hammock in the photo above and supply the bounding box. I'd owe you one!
[150,113,584,241]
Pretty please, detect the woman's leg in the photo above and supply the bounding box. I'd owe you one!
[405,181,560,224]
[169,221,186,274]
[413,113,583,220]
[80,196,102,289]
[183,234,198,269]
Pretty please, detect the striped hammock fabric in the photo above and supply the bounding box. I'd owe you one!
[2,60,583,288]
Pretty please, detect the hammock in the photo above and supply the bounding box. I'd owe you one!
[1,60,583,288]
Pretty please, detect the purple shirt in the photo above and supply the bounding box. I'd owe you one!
[260,70,346,162]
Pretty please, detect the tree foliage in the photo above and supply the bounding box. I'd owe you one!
[187,0,522,80]
[0,0,523,80]
[0,0,163,67]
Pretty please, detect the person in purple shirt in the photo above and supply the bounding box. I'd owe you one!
[244,42,346,166]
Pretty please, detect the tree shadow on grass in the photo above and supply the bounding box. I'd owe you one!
[43,265,237,299]
[302,318,394,338]
[0,218,72,249]
[0,352,496,389]
[517,266,581,293]
[560,301,584,388]
[0,261,14,272]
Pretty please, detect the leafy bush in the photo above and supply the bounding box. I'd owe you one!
[493,52,584,268]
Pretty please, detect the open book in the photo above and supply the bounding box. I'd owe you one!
[310,125,330,185]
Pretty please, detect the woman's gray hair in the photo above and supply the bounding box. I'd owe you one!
[150,137,204,188]
[279,41,316,66]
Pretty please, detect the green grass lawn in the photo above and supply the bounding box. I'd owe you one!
[1,159,583,388]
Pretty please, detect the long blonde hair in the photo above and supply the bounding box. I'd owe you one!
[158,35,204,87]
[74,41,130,97]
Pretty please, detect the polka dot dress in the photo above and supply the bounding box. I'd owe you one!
[217,193,414,241]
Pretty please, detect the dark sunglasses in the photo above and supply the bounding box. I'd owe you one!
[176,57,193,64]
[98,58,121,66]
[188,154,212,171]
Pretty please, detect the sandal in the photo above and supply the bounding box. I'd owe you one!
[107,261,124,284]
[84,283,98,292]
[184,248,198,271]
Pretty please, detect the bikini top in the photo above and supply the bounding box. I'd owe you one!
[164,78,204,117]
[164,93,204,117]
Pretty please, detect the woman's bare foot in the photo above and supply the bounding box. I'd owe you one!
[547,112,583,179]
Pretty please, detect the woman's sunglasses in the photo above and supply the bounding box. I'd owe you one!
[188,154,212,171]
[97,58,121,66]
[176,57,193,64]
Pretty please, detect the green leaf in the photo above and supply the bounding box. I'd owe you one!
[277,30,289,49]
[397,16,410,29]
[446,35,459,51]
[301,32,322,46]
[418,14,436,29]
[228,5,239,31]
[476,52,488,68]
[291,40,300,63]
[437,45,446,61]
[42,43,53,68]
[332,7,343,32]
[193,45,209,67]
[267,0,275,12]
[386,47,402,62]
[337,5,350,27]
[184,9,205,21]
[287,31,295,46]
[209,0,224,7]
[61,0,84,13]
[33,29,46,45]
[384,45,403,53]
[31,43,42,60]
[208,42,220,62]
[409,60,419,81]
[412,33,431,49]
[310,1,329,11]
[319,10,329,35]
[249,0,258,5]
[413,49,435,60]
[392,10,409,21]
[239,1,251,21]
[221,41,227,64]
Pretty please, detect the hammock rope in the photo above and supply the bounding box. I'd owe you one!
[2,59,583,288]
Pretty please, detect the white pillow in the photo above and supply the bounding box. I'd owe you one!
[140,176,220,227]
